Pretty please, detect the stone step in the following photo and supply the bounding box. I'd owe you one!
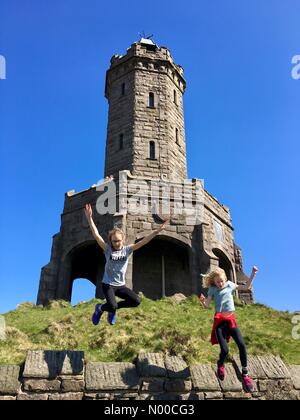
[23,350,84,379]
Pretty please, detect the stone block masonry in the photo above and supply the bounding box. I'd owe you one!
[38,39,254,306]
[0,351,299,400]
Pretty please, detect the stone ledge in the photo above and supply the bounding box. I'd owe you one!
[23,379,61,393]
[61,379,85,393]
[85,362,139,392]
[49,392,84,401]
[137,353,166,377]
[165,355,190,379]
[0,396,17,401]
[0,351,299,400]
[289,365,300,390]
[0,365,21,396]
[23,351,84,379]
[190,364,221,392]
[17,393,49,401]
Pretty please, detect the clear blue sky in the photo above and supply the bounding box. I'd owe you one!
[0,0,299,313]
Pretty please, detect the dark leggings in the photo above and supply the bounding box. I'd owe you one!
[216,321,248,369]
[101,283,141,313]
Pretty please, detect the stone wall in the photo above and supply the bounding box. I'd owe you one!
[0,351,299,401]
[37,172,253,305]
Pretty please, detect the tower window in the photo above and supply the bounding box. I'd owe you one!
[149,92,155,108]
[214,220,224,242]
[174,90,177,105]
[150,141,156,160]
[121,83,125,96]
[119,134,124,150]
[176,128,179,145]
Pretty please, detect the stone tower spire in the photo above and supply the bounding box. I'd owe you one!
[104,38,187,181]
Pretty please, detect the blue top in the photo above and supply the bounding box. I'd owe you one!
[102,245,133,287]
[208,281,238,313]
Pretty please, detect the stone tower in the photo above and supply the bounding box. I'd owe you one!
[104,39,187,181]
[37,39,253,306]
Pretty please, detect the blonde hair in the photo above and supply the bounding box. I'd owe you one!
[108,228,125,244]
[202,267,227,288]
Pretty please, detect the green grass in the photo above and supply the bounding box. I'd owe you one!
[0,296,299,366]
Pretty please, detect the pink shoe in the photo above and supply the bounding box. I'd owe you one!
[217,365,225,381]
[242,374,254,393]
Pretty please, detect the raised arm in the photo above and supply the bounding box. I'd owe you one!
[84,204,107,251]
[130,220,169,252]
[237,266,258,291]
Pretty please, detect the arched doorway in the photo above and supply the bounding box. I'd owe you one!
[63,241,106,302]
[133,237,191,299]
[212,248,234,282]
[71,278,97,305]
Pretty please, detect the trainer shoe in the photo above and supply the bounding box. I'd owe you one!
[92,304,103,326]
[242,374,254,393]
[108,311,117,326]
[217,365,225,381]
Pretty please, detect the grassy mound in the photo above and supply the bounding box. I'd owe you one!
[0,296,298,366]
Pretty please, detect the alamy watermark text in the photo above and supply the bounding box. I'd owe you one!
[0,55,6,80]
[291,55,300,80]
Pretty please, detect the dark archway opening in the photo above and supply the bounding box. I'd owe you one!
[68,241,106,302]
[133,237,191,299]
[212,248,234,282]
